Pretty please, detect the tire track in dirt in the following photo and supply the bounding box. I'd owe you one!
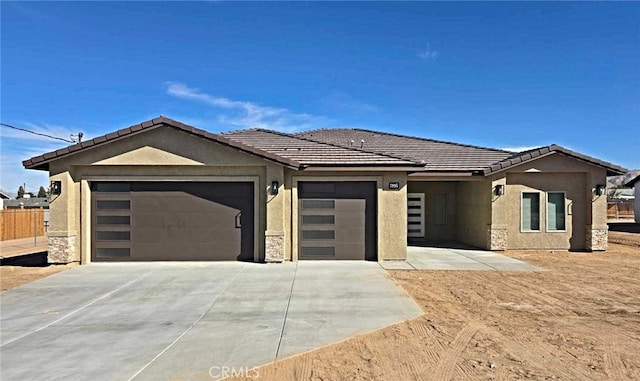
[408,319,447,351]
[428,323,479,381]
[572,320,637,381]
[479,324,595,380]
[604,341,627,381]
[290,354,313,381]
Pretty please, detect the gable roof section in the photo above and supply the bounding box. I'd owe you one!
[483,144,627,176]
[625,174,640,187]
[23,116,301,170]
[297,128,512,172]
[23,117,421,171]
[222,128,422,167]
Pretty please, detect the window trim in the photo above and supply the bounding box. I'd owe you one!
[546,191,567,233]
[520,191,542,233]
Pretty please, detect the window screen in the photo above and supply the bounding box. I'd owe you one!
[547,192,566,231]
[522,193,540,231]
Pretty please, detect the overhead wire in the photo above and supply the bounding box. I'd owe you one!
[0,122,75,143]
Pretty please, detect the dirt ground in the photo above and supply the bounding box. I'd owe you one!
[0,263,77,291]
[233,242,640,381]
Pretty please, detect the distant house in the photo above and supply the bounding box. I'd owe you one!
[625,175,640,223]
[0,191,12,210]
[3,197,49,209]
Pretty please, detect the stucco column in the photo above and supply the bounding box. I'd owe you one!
[585,170,608,251]
[489,176,508,250]
[264,164,285,262]
[379,173,408,260]
[47,169,80,263]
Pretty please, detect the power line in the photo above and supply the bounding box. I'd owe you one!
[0,122,74,143]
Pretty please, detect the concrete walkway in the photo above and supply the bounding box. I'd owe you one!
[0,236,47,259]
[380,246,542,271]
[0,262,421,381]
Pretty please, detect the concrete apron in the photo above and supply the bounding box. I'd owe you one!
[380,246,543,271]
[0,261,422,381]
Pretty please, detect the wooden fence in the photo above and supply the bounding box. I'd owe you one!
[607,200,635,219]
[0,208,45,241]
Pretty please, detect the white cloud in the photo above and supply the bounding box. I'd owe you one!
[166,82,328,132]
[501,146,542,153]
[418,43,438,61]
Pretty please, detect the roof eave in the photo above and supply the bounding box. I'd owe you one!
[22,117,302,171]
[482,146,628,176]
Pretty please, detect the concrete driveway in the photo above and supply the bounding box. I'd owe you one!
[380,246,542,271]
[0,262,421,381]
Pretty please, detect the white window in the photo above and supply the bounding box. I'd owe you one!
[547,192,566,231]
[521,192,540,231]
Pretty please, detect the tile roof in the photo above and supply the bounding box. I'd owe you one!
[297,128,513,172]
[23,117,421,170]
[22,117,627,176]
[484,145,627,176]
[222,129,422,167]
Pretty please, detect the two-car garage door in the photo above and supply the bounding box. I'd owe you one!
[91,182,254,261]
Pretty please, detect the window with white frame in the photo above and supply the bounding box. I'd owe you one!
[521,192,540,231]
[547,192,566,231]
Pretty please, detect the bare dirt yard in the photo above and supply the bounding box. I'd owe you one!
[0,263,77,291]
[234,242,640,381]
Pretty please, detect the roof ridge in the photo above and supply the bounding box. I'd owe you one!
[483,144,627,176]
[225,128,424,165]
[346,128,513,154]
[300,127,512,154]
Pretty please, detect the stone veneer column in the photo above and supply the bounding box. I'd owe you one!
[265,232,285,262]
[488,226,508,251]
[585,226,608,251]
[48,234,77,263]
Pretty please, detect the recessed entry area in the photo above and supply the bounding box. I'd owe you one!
[298,181,377,260]
[91,181,254,261]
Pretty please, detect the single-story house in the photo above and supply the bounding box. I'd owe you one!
[625,174,640,223]
[23,116,627,264]
[0,190,12,210]
[3,197,49,209]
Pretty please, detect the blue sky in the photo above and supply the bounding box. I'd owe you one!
[1,2,639,194]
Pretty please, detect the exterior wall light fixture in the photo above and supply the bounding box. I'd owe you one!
[50,180,62,195]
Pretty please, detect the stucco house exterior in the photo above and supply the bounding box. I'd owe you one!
[625,174,640,223]
[22,116,627,264]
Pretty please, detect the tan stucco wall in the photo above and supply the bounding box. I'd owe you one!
[285,170,408,261]
[407,181,457,241]
[490,152,608,251]
[636,186,640,224]
[455,180,493,249]
[47,126,284,263]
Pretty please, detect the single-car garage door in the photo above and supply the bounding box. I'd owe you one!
[298,181,377,260]
[91,182,254,261]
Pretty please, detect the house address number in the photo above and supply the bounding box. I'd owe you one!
[388,182,400,190]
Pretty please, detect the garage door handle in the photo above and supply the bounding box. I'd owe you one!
[235,213,242,228]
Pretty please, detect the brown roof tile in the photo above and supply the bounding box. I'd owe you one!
[222,129,422,167]
[23,117,422,171]
[297,128,512,172]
